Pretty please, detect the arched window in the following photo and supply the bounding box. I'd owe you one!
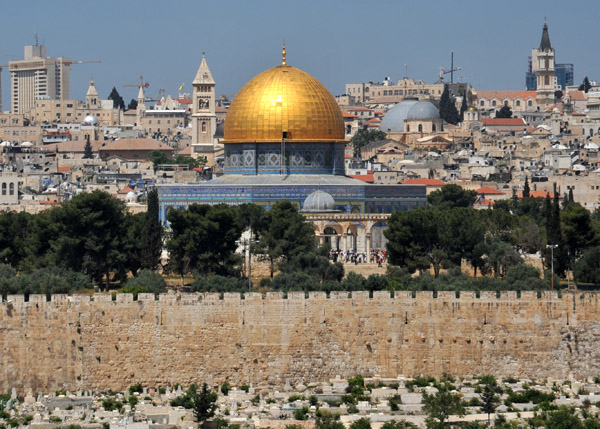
[432,124,436,132]
[418,124,423,133]
[9,183,14,196]
[545,75,550,86]
[202,121,207,132]
[528,100,533,107]
[480,100,484,107]
[406,124,410,132]
[492,100,496,107]
[1,183,6,195]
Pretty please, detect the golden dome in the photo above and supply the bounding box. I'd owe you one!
[223,64,346,143]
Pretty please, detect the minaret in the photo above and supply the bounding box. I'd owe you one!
[136,85,146,128]
[532,20,556,107]
[86,80,99,107]
[191,52,217,164]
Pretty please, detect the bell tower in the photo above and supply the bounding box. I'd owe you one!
[532,20,556,107]
[191,53,217,164]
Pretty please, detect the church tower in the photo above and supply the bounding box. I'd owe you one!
[136,85,146,128]
[191,53,217,164]
[86,80,99,108]
[532,20,556,107]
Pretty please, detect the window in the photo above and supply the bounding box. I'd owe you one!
[432,124,436,132]
[202,121,207,132]
[545,76,550,85]
[1,183,6,195]
[9,183,14,195]
[418,124,423,132]
[528,100,533,107]
[480,100,484,106]
[492,101,497,107]
[516,100,521,106]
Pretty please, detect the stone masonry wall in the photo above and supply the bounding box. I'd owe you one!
[1,291,599,393]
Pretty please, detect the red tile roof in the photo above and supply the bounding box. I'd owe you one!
[476,186,505,195]
[348,174,375,183]
[477,90,537,100]
[175,98,192,104]
[482,118,526,126]
[401,178,446,186]
[476,198,495,206]
[118,186,135,194]
[518,191,560,199]
[569,91,586,100]
[344,154,353,159]
[342,112,358,118]
[57,166,71,173]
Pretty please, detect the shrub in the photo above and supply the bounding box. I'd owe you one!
[293,407,309,420]
[221,382,231,396]
[122,270,167,296]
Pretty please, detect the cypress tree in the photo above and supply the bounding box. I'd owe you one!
[523,177,530,198]
[439,84,459,125]
[459,90,468,123]
[568,187,574,203]
[140,188,163,270]
[83,135,93,159]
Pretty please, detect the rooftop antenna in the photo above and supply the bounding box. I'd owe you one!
[34,30,39,46]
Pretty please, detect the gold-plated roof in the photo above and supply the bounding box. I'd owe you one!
[223,64,346,143]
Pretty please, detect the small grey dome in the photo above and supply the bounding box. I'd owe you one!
[407,101,440,121]
[301,190,337,212]
[380,100,418,132]
[82,115,99,126]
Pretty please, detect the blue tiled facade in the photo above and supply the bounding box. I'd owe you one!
[224,142,346,175]
[157,181,427,224]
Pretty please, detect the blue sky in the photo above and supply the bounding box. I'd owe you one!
[1,0,599,110]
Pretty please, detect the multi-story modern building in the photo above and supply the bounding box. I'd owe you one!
[526,60,573,91]
[345,78,444,104]
[9,44,72,114]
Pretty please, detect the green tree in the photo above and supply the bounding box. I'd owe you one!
[544,406,583,429]
[422,384,465,428]
[191,383,218,428]
[579,76,592,93]
[459,91,468,123]
[255,200,316,278]
[561,202,596,283]
[315,411,345,429]
[108,87,125,110]
[140,188,163,270]
[574,246,600,284]
[83,135,93,159]
[438,84,459,125]
[349,418,371,429]
[148,150,171,169]
[350,129,387,157]
[166,204,243,284]
[121,269,167,297]
[495,105,513,118]
[427,184,477,209]
[523,177,530,199]
[479,382,500,425]
[49,191,128,288]
[381,421,417,429]
[0,211,34,269]
[127,98,138,110]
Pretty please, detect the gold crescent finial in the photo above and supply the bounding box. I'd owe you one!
[282,40,287,65]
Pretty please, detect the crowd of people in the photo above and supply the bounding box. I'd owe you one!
[329,249,387,266]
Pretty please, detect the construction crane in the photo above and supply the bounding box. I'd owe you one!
[438,51,461,84]
[62,59,101,67]
[124,75,150,90]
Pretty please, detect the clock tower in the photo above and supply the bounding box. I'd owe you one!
[191,53,217,163]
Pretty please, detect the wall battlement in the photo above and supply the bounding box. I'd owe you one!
[1,291,599,393]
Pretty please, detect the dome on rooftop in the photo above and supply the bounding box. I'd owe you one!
[82,115,99,126]
[406,101,440,121]
[223,63,345,143]
[301,190,337,212]
[379,100,419,132]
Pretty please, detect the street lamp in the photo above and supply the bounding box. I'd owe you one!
[546,244,558,290]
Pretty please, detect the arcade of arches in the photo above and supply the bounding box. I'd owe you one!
[304,213,390,254]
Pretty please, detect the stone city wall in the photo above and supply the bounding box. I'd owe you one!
[1,291,599,393]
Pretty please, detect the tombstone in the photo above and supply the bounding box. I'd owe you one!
[33,413,42,424]
[24,390,35,404]
[37,393,43,403]
[248,384,255,395]
[77,390,82,398]
[176,385,183,396]
[10,388,16,400]
[231,399,238,412]
[284,380,291,392]
[143,387,148,395]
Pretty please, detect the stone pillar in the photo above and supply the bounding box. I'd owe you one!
[342,234,347,252]
[366,233,371,261]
